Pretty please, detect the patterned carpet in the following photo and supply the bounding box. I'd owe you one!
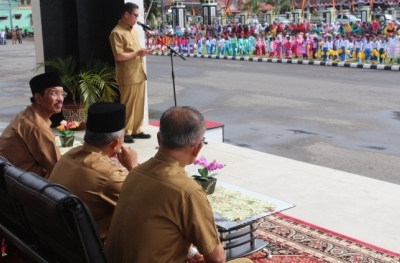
[248,213,400,263]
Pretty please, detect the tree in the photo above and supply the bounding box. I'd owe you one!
[144,0,159,22]
[242,0,260,16]
[264,0,292,14]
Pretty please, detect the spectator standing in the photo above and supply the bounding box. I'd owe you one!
[0,29,5,45]
[16,28,22,44]
[11,29,17,44]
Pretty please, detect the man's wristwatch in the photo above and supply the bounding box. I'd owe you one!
[187,247,198,260]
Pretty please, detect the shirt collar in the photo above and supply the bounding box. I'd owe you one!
[31,104,52,126]
[118,20,133,30]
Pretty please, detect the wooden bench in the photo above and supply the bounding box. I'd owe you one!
[0,156,109,263]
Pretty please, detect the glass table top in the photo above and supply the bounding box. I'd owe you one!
[209,180,295,231]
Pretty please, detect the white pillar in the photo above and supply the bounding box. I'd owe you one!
[31,0,44,74]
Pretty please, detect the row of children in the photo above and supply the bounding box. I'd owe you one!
[147,32,400,64]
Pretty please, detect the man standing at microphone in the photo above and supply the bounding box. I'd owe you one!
[109,2,153,144]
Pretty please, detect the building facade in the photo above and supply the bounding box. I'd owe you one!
[0,0,32,31]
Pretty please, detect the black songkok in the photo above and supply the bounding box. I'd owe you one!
[29,71,63,95]
[86,102,126,133]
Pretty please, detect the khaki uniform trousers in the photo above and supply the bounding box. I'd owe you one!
[228,258,254,263]
[119,81,145,135]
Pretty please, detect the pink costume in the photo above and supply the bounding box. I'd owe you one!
[269,40,276,57]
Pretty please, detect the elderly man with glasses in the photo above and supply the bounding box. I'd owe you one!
[109,2,153,144]
[105,106,254,263]
[0,71,65,178]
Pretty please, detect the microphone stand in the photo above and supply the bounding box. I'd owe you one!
[147,31,186,107]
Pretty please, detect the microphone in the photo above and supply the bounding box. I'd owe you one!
[137,21,155,34]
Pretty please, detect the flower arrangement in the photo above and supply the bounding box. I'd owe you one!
[192,157,225,181]
[57,120,79,137]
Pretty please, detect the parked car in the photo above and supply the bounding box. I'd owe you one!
[373,14,394,26]
[335,14,361,24]
[275,16,291,25]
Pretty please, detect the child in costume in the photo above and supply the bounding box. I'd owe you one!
[269,37,276,57]
[353,35,363,63]
[284,35,292,59]
[231,34,238,56]
[364,37,373,63]
[275,35,283,59]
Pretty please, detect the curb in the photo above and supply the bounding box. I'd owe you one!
[153,52,400,71]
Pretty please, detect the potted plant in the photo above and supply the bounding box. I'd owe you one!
[57,120,79,147]
[192,157,225,194]
[34,56,119,129]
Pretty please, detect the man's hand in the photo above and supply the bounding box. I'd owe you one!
[117,145,138,171]
[189,252,204,263]
[137,48,154,57]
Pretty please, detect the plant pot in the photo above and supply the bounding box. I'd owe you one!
[62,103,87,131]
[194,178,217,195]
[59,136,75,147]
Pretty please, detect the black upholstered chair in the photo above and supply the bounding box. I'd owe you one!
[0,156,44,262]
[0,156,109,263]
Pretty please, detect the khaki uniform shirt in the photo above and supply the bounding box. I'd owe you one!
[109,21,147,85]
[0,104,60,178]
[105,152,220,263]
[48,143,127,239]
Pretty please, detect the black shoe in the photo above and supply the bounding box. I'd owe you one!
[131,132,151,139]
[124,135,135,143]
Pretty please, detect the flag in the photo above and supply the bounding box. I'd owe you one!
[370,0,373,8]
[302,0,306,11]
[332,0,336,9]
[225,0,232,16]
[192,4,195,16]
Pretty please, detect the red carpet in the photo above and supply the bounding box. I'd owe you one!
[3,213,400,262]
[248,213,400,263]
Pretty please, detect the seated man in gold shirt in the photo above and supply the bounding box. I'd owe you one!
[0,71,64,178]
[48,102,138,240]
[105,106,253,263]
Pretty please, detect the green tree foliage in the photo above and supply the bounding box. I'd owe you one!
[264,0,292,14]
[144,0,159,21]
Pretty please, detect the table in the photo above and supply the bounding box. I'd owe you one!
[208,181,295,260]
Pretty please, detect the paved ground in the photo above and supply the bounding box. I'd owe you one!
[146,55,400,185]
[0,39,37,122]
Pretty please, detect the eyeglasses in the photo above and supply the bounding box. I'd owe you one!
[46,91,68,98]
[191,137,205,147]
[129,12,139,18]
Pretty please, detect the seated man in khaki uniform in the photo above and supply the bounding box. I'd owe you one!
[48,102,138,240]
[0,72,64,178]
[105,106,253,263]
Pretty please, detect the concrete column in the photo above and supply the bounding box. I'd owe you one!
[265,10,275,25]
[292,9,303,23]
[324,7,335,24]
[171,0,185,29]
[360,6,371,23]
[285,12,293,22]
[202,0,218,25]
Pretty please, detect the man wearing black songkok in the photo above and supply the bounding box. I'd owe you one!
[49,102,138,241]
[0,71,64,178]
